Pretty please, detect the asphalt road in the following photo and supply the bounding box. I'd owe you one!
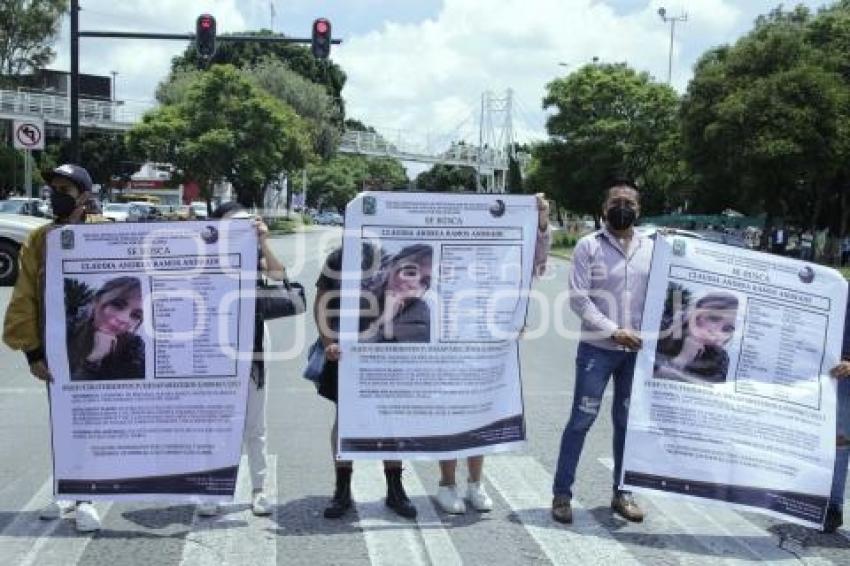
[0,226,847,565]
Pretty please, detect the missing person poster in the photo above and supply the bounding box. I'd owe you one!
[622,236,847,527]
[44,220,257,501]
[336,192,540,460]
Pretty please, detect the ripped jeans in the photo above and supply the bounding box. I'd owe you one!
[831,378,850,507]
[553,341,636,498]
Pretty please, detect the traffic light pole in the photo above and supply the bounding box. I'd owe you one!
[67,3,341,161]
[70,0,80,162]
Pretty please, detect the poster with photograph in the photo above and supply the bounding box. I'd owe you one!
[336,192,540,460]
[622,236,847,527]
[44,220,257,501]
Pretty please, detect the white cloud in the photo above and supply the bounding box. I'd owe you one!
[337,0,830,146]
[43,0,833,146]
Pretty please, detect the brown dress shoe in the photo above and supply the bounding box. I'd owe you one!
[611,492,645,522]
[551,495,573,524]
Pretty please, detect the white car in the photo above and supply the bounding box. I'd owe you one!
[190,202,210,219]
[0,212,51,285]
[102,202,132,222]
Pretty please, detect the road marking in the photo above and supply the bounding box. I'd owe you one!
[2,478,113,566]
[599,457,808,564]
[179,454,277,566]
[399,464,463,566]
[484,455,641,565]
[0,478,58,564]
[351,461,462,566]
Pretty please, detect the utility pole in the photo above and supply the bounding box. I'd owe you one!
[657,6,687,85]
[70,0,80,162]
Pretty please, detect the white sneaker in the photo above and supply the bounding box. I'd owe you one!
[196,502,220,517]
[39,500,74,520]
[435,485,466,514]
[251,492,272,516]
[74,503,101,532]
[466,481,493,512]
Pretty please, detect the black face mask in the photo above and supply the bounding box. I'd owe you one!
[606,205,637,231]
[50,191,78,219]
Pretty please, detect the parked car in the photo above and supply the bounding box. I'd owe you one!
[313,211,344,226]
[102,202,132,222]
[0,213,51,285]
[190,201,210,219]
[126,202,161,222]
[0,197,49,218]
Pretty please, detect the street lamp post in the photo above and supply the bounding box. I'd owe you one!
[657,6,687,85]
[110,70,117,101]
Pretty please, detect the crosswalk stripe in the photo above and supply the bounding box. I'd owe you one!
[484,455,641,565]
[179,454,277,566]
[598,457,817,564]
[351,462,463,565]
[398,464,463,566]
[0,475,110,566]
[0,478,59,564]
[350,461,429,566]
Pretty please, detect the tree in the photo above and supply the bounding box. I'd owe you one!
[306,154,408,211]
[168,31,346,115]
[681,5,850,231]
[49,132,136,190]
[128,65,313,208]
[245,59,341,158]
[533,63,682,217]
[415,164,476,192]
[0,0,67,77]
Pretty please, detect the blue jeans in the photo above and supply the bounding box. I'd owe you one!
[553,341,637,498]
[831,378,850,507]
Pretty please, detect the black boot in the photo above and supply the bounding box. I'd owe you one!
[324,466,353,519]
[822,504,843,534]
[384,467,417,519]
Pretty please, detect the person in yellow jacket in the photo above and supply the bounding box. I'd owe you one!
[2,163,105,533]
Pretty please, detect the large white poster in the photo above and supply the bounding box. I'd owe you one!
[337,192,539,460]
[622,236,846,527]
[44,220,257,501]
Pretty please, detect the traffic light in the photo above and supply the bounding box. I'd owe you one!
[312,18,332,59]
[196,14,217,60]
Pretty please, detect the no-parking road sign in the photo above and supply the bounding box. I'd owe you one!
[13,119,45,150]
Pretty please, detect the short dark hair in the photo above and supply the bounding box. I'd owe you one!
[604,177,640,203]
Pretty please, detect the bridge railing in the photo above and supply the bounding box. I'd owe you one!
[339,130,509,169]
[0,89,150,128]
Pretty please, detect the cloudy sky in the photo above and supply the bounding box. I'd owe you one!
[53,0,832,149]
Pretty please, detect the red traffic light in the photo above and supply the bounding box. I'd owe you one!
[312,18,332,59]
[195,14,217,60]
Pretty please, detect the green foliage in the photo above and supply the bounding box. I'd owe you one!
[531,63,682,217]
[245,59,341,158]
[0,145,34,193]
[681,4,850,229]
[415,163,477,192]
[307,154,408,211]
[168,31,346,114]
[128,65,313,208]
[0,0,67,76]
[49,132,136,189]
[552,231,578,249]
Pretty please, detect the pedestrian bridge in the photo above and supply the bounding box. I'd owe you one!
[338,130,509,172]
[0,88,146,131]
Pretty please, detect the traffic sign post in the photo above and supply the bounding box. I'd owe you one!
[13,119,45,198]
